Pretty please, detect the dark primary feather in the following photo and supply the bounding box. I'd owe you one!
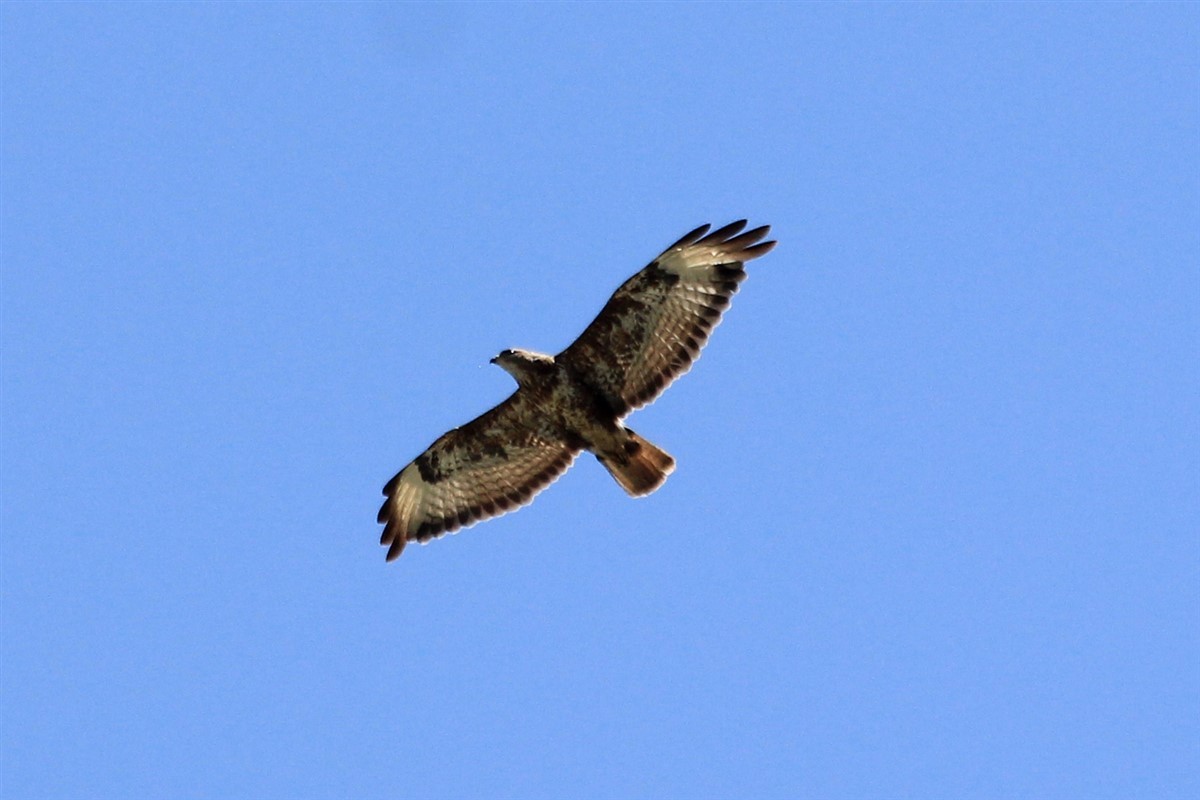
[666,222,712,250]
[697,219,748,244]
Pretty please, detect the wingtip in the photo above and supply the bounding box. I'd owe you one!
[742,239,777,259]
[669,223,711,250]
[386,535,406,561]
[697,220,749,245]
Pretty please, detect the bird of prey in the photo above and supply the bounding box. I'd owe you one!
[378,220,776,560]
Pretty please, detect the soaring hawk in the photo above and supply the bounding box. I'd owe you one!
[378,220,776,560]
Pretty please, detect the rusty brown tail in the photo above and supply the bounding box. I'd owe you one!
[597,429,676,497]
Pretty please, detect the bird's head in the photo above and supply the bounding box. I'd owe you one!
[490,348,555,386]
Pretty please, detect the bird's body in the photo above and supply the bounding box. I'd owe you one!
[492,347,677,496]
[378,220,776,560]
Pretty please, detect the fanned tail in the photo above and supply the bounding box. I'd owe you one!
[597,429,676,497]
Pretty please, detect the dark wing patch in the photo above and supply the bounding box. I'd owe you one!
[378,391,581,560]
[557,220,776,415]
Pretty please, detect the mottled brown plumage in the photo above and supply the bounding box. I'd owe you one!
[378,220,776,560]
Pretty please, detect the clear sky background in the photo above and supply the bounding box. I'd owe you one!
[2,3,1197,798]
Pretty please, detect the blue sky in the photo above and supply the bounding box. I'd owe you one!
[2,3,1197,798]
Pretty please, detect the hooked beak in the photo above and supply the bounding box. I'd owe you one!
[489,356,498,365]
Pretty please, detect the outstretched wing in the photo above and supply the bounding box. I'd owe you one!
[557,220,775,416]
[378,391,581,560]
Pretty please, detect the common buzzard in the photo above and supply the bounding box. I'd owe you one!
[378,220,776,560]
